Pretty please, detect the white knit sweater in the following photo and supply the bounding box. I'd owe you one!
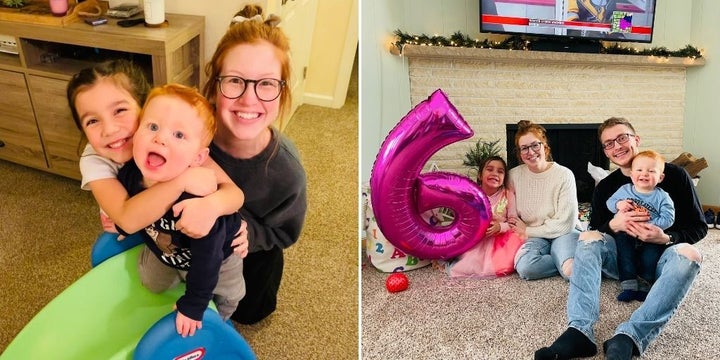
[508,163,580,239]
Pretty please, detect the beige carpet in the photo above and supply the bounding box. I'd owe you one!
[361,232,720,359]
[0,65,358,359]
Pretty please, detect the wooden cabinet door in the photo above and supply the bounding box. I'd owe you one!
[0,69,47,169]
[27,75,83,180]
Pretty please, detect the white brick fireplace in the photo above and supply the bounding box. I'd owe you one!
[400,44,704,177]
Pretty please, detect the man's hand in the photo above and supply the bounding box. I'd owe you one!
[174,305,202,337]
[609,208,650,234]
[626,222,668,245]
[231,220,249,258]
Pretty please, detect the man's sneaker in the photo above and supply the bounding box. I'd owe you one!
[716,212,720,230]
[704,209,716,229]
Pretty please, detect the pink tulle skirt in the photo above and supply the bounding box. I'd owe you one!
[448,231,525,279]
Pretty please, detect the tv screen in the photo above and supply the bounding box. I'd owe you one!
[480,0,657,43]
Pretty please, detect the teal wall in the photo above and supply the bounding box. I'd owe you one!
[361,0,720,206]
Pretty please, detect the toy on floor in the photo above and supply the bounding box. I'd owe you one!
[91,231,144,267]
[370,89,491,260]
[386,273,410,293]
[1,232,255,360]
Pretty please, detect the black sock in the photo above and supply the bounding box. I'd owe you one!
[603,334,636,360]
[617,290,635,302]
[634,290,648,302]
[535,327,597,360]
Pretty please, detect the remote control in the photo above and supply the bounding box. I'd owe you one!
[117,18,145,28]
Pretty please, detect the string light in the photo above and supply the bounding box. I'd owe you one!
[391,30,702,59]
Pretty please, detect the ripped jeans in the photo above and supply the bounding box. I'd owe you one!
[567,232,701,354]
[514,230,579,280]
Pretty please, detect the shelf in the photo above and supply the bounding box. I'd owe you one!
[21,38,152,80]
[0,51,20,68]
[398,44,705,69]
[0,13,204,180]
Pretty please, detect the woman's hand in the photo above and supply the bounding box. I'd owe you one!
[231,220,249,258]
[174,305,202,337]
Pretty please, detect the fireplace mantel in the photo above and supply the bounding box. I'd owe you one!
[399,43,698,181]
[398,44,705,68]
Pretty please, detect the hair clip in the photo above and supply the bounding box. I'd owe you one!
[231,14,263,24]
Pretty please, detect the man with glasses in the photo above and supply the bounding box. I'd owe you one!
[535,117,706,360]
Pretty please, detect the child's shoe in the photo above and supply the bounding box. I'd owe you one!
[634,290,648,302]
[704,209,715,229]
[617,290,635,302]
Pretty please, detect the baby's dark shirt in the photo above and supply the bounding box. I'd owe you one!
[117,160,242,321]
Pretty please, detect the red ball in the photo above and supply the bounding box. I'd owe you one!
[385,273,409,293]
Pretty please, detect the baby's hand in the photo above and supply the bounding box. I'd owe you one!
[174,307,202,337]
[616,199,634,212]
[181,167,217,197]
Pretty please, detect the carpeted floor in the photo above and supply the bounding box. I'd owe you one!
[0,64,358,359]
[361,232,720,359]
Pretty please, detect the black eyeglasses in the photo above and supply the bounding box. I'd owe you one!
[602,133,636,150]
[217,75,286,102]
[518,141,543,154]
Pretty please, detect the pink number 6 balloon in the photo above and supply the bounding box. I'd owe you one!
[370,89,491,260]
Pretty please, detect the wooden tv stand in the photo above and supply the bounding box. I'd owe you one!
[0,14,204,180]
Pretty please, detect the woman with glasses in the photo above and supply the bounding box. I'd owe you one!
[507,120,581,280]
[202,5,307,325]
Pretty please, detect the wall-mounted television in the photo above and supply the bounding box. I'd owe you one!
[480,0,657,44]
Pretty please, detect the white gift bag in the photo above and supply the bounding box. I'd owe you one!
[362,183,431,272]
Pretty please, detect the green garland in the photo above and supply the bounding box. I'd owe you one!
[392,30,702,59]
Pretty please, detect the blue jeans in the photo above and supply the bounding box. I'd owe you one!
[567,233,701,354]
[615,232,666,290]
[514,230,579,280]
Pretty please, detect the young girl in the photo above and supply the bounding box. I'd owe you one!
[445,156,524,278]
[67,59,247,249]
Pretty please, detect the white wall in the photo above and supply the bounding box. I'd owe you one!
[112,0,356,113]
[304,0,358,108]
[686,0,720,206]
[361,0,719,206]
[107,1,257,62]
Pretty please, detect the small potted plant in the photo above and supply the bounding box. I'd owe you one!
[2,0,27,8]
[462,138,502,182]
